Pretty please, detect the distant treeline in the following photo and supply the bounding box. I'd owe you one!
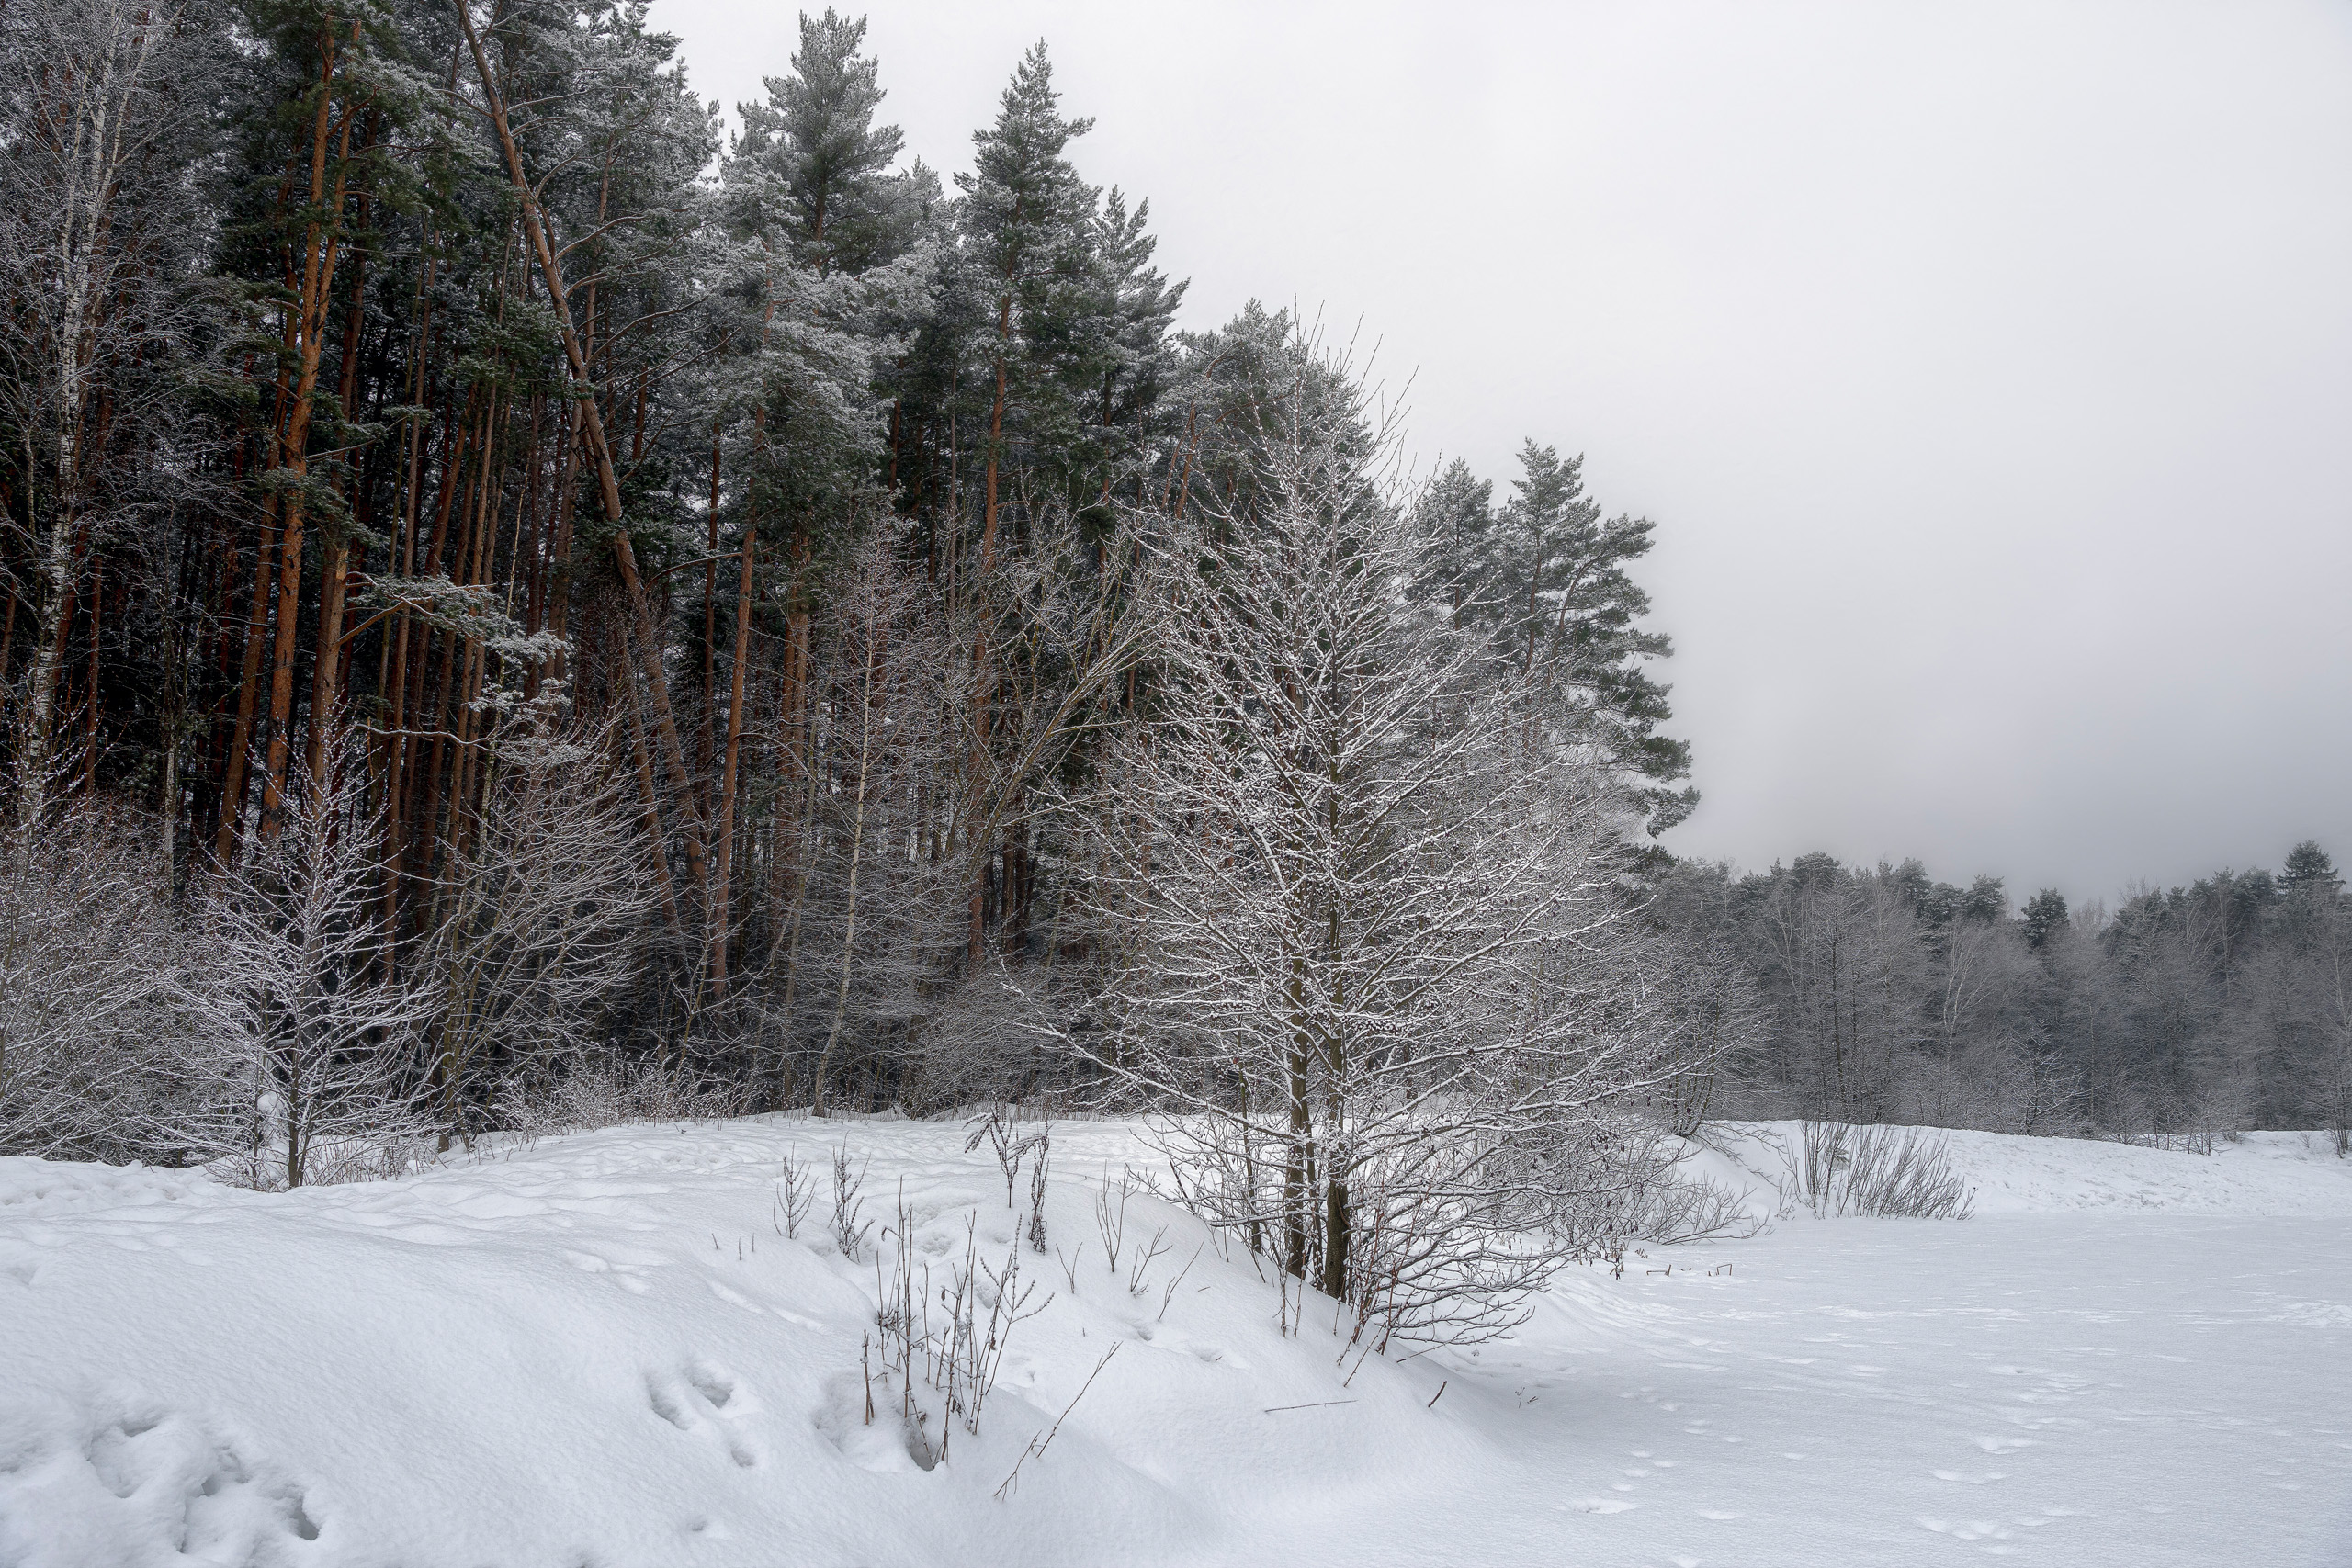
[1655,842,2351,1141]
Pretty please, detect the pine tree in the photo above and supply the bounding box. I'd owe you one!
[718,6,928,1010]
[2282,840,2341,894]
[2022,888,2070,950]
[957,41,1096,570]
[1072,187,1184,526]
[1458,440,1694,836]
[735,9,910,277]
[1416,457,1494,623]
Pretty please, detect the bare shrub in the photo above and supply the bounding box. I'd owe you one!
[871,1201,1049,1463]
[963,1103,1046,1208]
[1026,1137,1051,1253]
[419,713,655,1144]
[775,1149,818,1239]
[1125,1223,1171,1297]
[898,974,1057,1114]
[189,750,441,1190]
[1092,1172,1134,1273]
[1777,1121,1975,1220]
[494,1055,742,1141]
[1504,1121,1766,1269]
[0,806,210,1160]
[1629,1170,1763,1245]
[830,1148,872,1258]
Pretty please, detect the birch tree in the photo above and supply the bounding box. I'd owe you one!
[0,0,220,825]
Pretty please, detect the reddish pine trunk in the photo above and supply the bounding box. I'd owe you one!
[707,536,755,998]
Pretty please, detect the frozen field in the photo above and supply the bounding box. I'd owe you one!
[3,1119,2348,1567]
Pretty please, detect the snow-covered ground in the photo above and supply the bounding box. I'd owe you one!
[4,1119,2349,1567]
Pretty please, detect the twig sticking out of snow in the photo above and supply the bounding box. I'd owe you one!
[993,1343,1120,1502]
[873,1204,1052,1462]
[1155,1245,1202,1322]
[775,1149,817,1240]
[831,1148,872,1258]
[965,1105,1048,1209]
[1093,1176,1133,1273]
[1126,1224,1171,1298]
[1027,1142,1052,1254]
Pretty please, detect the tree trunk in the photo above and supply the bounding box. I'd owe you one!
[815,599,883,1116]
[457,0,707,895]
[707,536,754,999]
[214,504,280,865]
[259,25,361,839]
[305,198,371,786]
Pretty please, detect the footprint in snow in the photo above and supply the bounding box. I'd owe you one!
[1918,1517,2012,1541]
[3,1401,322,1558]
[566,1249,652,1293]
[646,1363,763,1469]
[1566,1498,1635,1514]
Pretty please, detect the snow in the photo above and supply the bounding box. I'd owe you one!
[4,1120,2349,1566]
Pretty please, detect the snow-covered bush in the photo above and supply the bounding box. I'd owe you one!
[1776,1121,1975,1219]
[1524,1122,1767,1262]
[188,747,441,1190]
[493,1055,745,1142]
[0,805,215,1161]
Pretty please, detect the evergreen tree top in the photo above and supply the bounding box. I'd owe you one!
[959,40,1095,270]
[2282,840,2340,891]
[734,9,910,276]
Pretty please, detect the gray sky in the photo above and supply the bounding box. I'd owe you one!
[650,0,2352,907]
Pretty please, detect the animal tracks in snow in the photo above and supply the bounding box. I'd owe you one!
[646,1362,762,1470]
[0,1395,322,1562]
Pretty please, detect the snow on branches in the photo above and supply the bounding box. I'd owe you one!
[1055,329,1709,1346]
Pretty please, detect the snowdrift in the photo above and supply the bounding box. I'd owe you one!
[4,1119,2349,1567]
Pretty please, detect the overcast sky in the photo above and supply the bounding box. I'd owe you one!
[649,0,2352,906]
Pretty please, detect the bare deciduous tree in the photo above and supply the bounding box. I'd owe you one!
[421,707,657,1145]
[1059,333,1698,1346]
[0,0,218,826]
[191,744,440,1189]
[0,807,206,1157]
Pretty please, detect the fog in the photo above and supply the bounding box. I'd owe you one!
[650,0,2352,904]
